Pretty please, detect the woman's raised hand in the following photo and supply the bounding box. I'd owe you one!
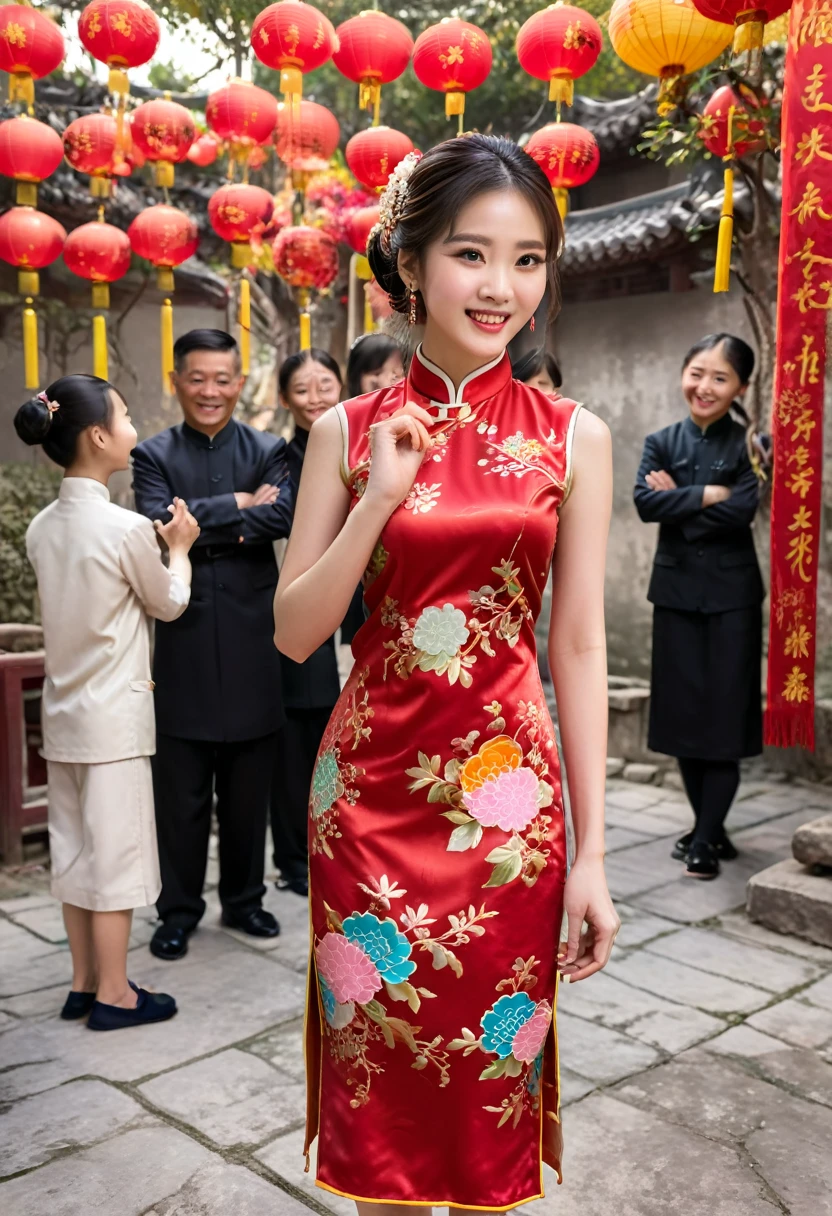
[363,402,434,511]
[155,497,200,553]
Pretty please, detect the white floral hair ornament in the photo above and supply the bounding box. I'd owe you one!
[371,151,421,253]
[36,390,59,414]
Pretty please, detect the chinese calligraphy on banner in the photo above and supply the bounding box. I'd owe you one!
[766,0,832,748]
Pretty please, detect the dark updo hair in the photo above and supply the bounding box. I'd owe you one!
[278,348,343,398]
[682,332,755,423]
[367,133,563,325]
[346,333,403,398]
[14,374,116,469]
[512,346,563,390]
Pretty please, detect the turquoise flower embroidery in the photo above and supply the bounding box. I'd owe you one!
[319,974,337,1023]
[480,992,536,1058]
[311,749,343,819]
[342,911,416,984]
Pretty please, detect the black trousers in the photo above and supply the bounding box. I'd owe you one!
[152,732,277,930]
[678,757,741,845]
[270,707,332,880]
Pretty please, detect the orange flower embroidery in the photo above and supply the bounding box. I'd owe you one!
[459,736,522,793]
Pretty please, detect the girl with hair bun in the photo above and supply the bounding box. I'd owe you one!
[16,374,200,1030]
[274,133,618,1209]
[634,333,764,881]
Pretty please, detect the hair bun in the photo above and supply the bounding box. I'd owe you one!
[14,396,53,446]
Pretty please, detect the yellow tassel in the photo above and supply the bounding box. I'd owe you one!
[657,69,684,116]
[299,311,311,350]
[23,299,38,390]
[157,267,175,293]
[354,254,372,282]
[733,15,765,54]
[18,269,39,296]
[714,167,734,293]
[91,175,112,199]
[554,188,569,220]
[93,314,108,380]
[239,277,251,375]
[280,66,303,98]
[548,75,574,107]
[9,73,34,106]
[16,181,37,206]
[364,289,375,335]
[161,298,174,393]
[92,283,110,310]
[114,93,128,156]
[231,242,252,270]
[359,79,381,116]
[108,65,130,96]
[445,91,465,118]
[154,161,175,189]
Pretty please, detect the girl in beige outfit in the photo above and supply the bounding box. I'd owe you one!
[16,374,200,1030]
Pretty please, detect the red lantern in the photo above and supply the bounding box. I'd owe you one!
[412,18,492,127]
[273,223,339,349]
[206,79,278,172]
[692,0,791,75]
[78,0,160,96]
[333,10,414,119]
[251,0,336,105]
[128,203,199,387]
[345,125,414,191]
[131,98,196,187]
[0,115,64,206]
[63,217,132,380]
[525,121,600,217]
[112,116,145,176]
[275,99,340,174]
[516,4,603,109]
[208,182,275,267]
[188,132,220,167]
[0,206,66,388]
[344,205,380,256]
[63,112,119,198]
[0,5,64,105]
[700,83,766,159]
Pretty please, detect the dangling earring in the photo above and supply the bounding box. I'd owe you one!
[529,315,535,333]
[409,286,417,326]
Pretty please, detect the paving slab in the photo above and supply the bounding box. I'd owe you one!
[558,1066,598,1105]
[713,909,832,964]
[0,982,71,1024]
[627,858,762,923]
[746,1115,832,1216]
[0,947,74,999]
[0,1079,150,1177]
[612,902,679,949]
[522,1093,783,1216]
[555,1011,661,1084]
[149,1161,314,1216]
[139,1048,305,1149]
[561,970,723,1054]
[8,902,68,944]
[256,1128,356,1216]
[643,925,824,992]
[245,1022,306,1084]
[704,1024,832,1107]
[0,1124,216,1216]
[605,948,770,1015]
[0,895,55,914]
[0,918,65,964]
[748,995,832,1049]
[605,786,666,812]
[604,826,657,853]
[802,970,832,1010]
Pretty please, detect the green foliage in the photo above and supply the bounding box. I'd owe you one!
[0,464,62,626]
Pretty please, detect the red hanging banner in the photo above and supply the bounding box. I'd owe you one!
[765,0,832,749]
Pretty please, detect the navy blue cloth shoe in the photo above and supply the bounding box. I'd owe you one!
[87,986,177,1031]
[60,991,97,1020]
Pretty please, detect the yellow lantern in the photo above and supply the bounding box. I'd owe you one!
[608,0,734,115]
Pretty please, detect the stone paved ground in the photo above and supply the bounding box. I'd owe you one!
[2,776,832,1215]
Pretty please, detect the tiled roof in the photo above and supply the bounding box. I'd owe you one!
[570,86,659,156]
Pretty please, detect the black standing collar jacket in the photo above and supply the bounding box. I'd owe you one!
[633,413,765,614]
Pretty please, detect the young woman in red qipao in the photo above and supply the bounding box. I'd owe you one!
[274,134,619,1214]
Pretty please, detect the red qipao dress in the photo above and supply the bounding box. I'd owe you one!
[305,347,582,1210]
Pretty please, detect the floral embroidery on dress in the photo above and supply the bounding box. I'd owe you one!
[404,482,442,513]
[365,539,388,587]
[310,668,373,859]
[449,956,552,1129]
[476,420,565,486]
[406,701,557,887]
[381,554,532,688]
[315,877,498,1108]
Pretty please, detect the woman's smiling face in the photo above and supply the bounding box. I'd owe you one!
[682,341,746,427]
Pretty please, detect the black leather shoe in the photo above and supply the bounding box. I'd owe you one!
[60,990,97,1020]
[87,987,177,1031]
[149,923,190,961]
[685,840,720,880]
[275,873,309,897]
[672,831,738,862]
[221,908,281,937]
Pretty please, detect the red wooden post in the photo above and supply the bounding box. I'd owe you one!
[0,651,47,865]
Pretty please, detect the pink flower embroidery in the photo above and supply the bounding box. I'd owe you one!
[512,999,552,1063]
[462,765,539,832]
[316,931,381,1004]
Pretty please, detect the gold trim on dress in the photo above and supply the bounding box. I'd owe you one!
[334,402,351,488]
[560,402,584,507]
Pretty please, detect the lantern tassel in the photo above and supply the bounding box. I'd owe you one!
[299,311,311,349]
[554,188,569,221]
[733,13,765,79]
[161,298,174,393]
[363,287,375,335]
[714,167,734,293]
[9,72,34,106]
[239,277,251,375]
[446,91,465,130]
[549,75,574,108]
[23,298,38,390]
[657,69,684,117]
[93,314,108,381]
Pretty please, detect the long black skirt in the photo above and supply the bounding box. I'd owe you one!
[648,605,763,761]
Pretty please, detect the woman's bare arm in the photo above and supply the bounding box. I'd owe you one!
[549,408,619,982]
[274,404,432,662]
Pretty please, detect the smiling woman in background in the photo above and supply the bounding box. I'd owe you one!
[345,332,404,399]
[634,333,764,882]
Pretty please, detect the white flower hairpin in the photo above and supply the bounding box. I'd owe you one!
[371,151,421,251]
[37,390,59,414]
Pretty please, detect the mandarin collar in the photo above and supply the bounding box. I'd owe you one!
[182,417,237,448]
[408,345,512,420]
[59,476,110,503]
[292,424,310,452]
[684,411,735,440]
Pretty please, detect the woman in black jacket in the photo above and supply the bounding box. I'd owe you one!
[634,333,764,880]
